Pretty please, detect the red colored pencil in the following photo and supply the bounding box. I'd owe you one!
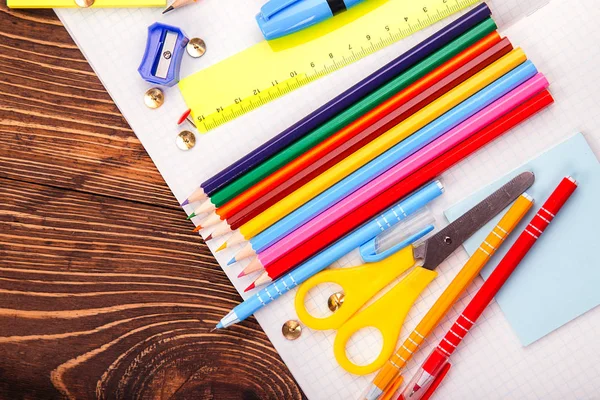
[198,32,505,227]
[253,90,554,286]
[222,36,512,231]
[400,176,577,400]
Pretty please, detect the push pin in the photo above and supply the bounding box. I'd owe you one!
[143,88,165,109]
[176,130,196,151]
[178,108,197,128]
[187,38,207,58]
[74,0,94,6]
[328,292,345,312]
[282,320,302,340]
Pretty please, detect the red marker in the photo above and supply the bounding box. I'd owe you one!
[399,176,577,400]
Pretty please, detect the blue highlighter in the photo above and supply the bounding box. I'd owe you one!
[256,0,366,40]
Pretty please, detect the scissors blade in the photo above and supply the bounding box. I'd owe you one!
[415,171,535,270]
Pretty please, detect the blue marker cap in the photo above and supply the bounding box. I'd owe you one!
[256,0,335,40]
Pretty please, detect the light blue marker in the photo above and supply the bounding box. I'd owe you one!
[217,180,443,329]
[235,60,538,261]
[256,0,366,40]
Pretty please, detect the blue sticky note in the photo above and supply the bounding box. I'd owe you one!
[445,133,600,346]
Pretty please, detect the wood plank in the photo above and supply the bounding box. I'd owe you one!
[0,177,304,399]
[0,6,178,209]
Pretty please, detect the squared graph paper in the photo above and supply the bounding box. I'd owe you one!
[55,0,600,398]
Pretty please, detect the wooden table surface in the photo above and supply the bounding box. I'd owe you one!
[0,5,305,399]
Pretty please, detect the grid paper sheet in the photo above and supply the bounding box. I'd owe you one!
[55,0,600,398]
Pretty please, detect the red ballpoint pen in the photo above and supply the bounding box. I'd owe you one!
[399,176,578,400]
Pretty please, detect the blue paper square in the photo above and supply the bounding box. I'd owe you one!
[445,133,600,346]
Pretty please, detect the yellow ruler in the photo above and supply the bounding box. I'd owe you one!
[179,0,480,133]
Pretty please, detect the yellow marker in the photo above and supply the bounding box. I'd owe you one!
[7,0,164,7]
[179,0,480,132]
[239,49,527,240]
[364,193,534,400]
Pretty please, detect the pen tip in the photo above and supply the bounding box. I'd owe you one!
[244,282,255,292]
[162,5,174,14]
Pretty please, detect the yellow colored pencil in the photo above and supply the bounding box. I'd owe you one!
[234,49,527,242]
[362,193,534,400]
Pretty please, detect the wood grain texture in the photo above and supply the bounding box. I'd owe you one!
[0,5,305,400]
[0,5,177,209]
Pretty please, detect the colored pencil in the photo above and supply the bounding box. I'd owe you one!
[214,48,527,243]
[248,90,554,289]
[217,182,444,329]
[202,34,509,230]
[400,176,577,400]
[363,194,534,400]
[194,26,500,223]
[218,90,554,326]
[244,72,546,280]
[182,4,492,206]
[196,32,505,225]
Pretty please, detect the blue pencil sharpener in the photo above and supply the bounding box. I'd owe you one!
[138,22,189,87]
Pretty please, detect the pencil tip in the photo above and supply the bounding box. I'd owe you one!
[187,213,196,220]
[227,257,236,266]
[237,270,246,278]
[244,282,255,292]
[216,242,227,252]
[162,5,174,14]
[192,225,203,233]
[181,199,189,206]
[205,234,213,241]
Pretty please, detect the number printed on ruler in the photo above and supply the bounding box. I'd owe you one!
[179,0,480,132]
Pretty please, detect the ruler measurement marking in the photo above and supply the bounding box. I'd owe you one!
[198,0,479,131]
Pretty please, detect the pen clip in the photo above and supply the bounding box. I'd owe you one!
[359,208,436,263]
[360,224,435,263]
[259,0,303,20]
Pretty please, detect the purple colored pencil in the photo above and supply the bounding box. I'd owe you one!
[197,3,492,197]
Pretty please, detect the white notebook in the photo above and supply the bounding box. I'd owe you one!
[56,0,600,398]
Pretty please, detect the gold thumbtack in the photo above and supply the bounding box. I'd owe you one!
[328,292,345,312]
[282,320,302,340]
[74,0,94,7]
[187,38,207,58]
[143,88,165,109]
[176,130,196,151]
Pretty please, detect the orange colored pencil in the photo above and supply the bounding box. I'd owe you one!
[201,32,502,228]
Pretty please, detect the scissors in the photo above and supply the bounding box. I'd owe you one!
[294,172,534,375]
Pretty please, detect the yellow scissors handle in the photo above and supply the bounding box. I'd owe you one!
[295,246,417,330]
[334,266,437,375]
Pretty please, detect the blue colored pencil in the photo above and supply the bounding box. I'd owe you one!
[230,60,537,265]
[216,180,443,329]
